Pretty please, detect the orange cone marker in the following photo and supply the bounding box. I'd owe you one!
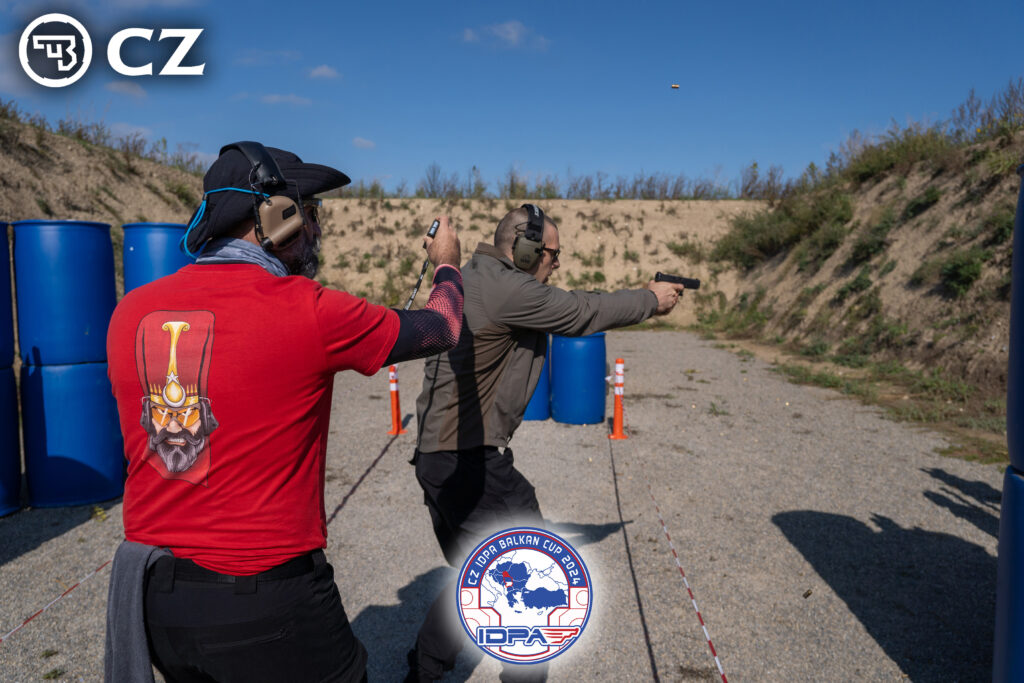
[387,365,407,435]
[608,358,628,440]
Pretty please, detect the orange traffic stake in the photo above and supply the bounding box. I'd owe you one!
[608,358,628,440]
[387,365,407,435]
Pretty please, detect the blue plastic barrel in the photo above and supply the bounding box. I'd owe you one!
[0,366,20,516]
[21,362,124,507]
[123,223,192,292]
[13,220,116,366]
[1008,166,1024,471]
[995,467,1024,682]
[996,165,1024,680]
[524,350,550,421]
[550,333,606,425]
[1,223,13,367]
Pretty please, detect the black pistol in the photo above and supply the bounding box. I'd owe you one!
[654,272,700,289]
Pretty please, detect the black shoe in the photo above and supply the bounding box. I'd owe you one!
[403,648,426,683]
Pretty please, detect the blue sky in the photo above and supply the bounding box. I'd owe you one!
[1,0,1022,194]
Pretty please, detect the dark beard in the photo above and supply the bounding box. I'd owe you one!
[276,231,320,279]
[149,428,207,473]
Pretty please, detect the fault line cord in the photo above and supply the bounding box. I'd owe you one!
[0,559,112,645]
[606,435,662,682]
[615,388,728,683]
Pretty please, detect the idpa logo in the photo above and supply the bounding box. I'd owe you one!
[19,13,204,88]
[458,527,592,665]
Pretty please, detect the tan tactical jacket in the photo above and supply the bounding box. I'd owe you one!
[414,243,658,453]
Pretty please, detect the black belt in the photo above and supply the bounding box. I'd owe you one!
[148,550,321,594]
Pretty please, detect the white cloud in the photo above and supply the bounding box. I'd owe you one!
[105,81,146,98]
[352,137,375,149]
[235,49,301,66]
[309,64,339,79]
[465,20,549,50]
[490,20,527,46]
[260,93,312,106]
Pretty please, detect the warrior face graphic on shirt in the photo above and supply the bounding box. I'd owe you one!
[135,312,217,485]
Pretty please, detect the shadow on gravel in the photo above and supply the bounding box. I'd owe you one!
[352,566,483,682]
[774,511,995,682]
[0,499,119,568]
[326,413,412,527]
[921,467,1002,539]
[546,519,629,548]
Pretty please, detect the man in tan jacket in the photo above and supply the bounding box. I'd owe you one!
[406,204,684,682]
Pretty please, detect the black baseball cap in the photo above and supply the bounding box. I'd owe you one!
[184,144,351,253]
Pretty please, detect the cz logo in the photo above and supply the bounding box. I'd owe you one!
[19,13,204,88]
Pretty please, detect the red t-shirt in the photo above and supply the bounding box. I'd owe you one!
[107,263,399,574]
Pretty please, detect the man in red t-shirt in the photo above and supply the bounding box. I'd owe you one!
[105,142,463,683]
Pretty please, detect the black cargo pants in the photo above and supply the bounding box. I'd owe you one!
[411,446,547,683]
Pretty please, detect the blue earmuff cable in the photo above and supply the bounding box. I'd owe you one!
[180,187,270,259]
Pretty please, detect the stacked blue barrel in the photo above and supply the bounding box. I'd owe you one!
[1,224,20,515]
[995,166,1024,681]
[122,223,191,293]
[550,332,607,425]
[13,220,124,506]
[524,336,551,421]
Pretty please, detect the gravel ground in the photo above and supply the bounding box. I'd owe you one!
[0,330,1003,682]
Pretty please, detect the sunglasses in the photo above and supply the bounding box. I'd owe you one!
[302,198,322,224]
[543,246,560,261]
[150,404,200,429]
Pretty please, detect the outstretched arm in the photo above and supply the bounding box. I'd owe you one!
[384,265,464,365]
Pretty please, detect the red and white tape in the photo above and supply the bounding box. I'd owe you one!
[617,378,728,682]
[641,475,727,682]
[0,558,112,645]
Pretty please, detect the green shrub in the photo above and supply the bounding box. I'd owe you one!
[398,256,415,277]
[796,284,825,307]
[902,186,942,221]
[623,249,639,262]
[910,259,942,286]
[910,368,973,402]
[848,208,896,265]
[166,181,197,206]
[667,240,706,262]
[696,288,773,337]
[712,189,852,270]
[838,314,909,356]
[834,267,872,303]
[578,247,605,268]
[842,124,953,184]
[796,221,847,273]
[846,288,882,320]
[983,204,1015,245]
[801,338,830,357]
[939,247,990,297]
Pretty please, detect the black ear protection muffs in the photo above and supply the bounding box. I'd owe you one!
[512,203,546,270]
[219,141,308,251]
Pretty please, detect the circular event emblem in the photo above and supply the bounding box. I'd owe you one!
[457,527,592,665]
[19,14,93,88]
